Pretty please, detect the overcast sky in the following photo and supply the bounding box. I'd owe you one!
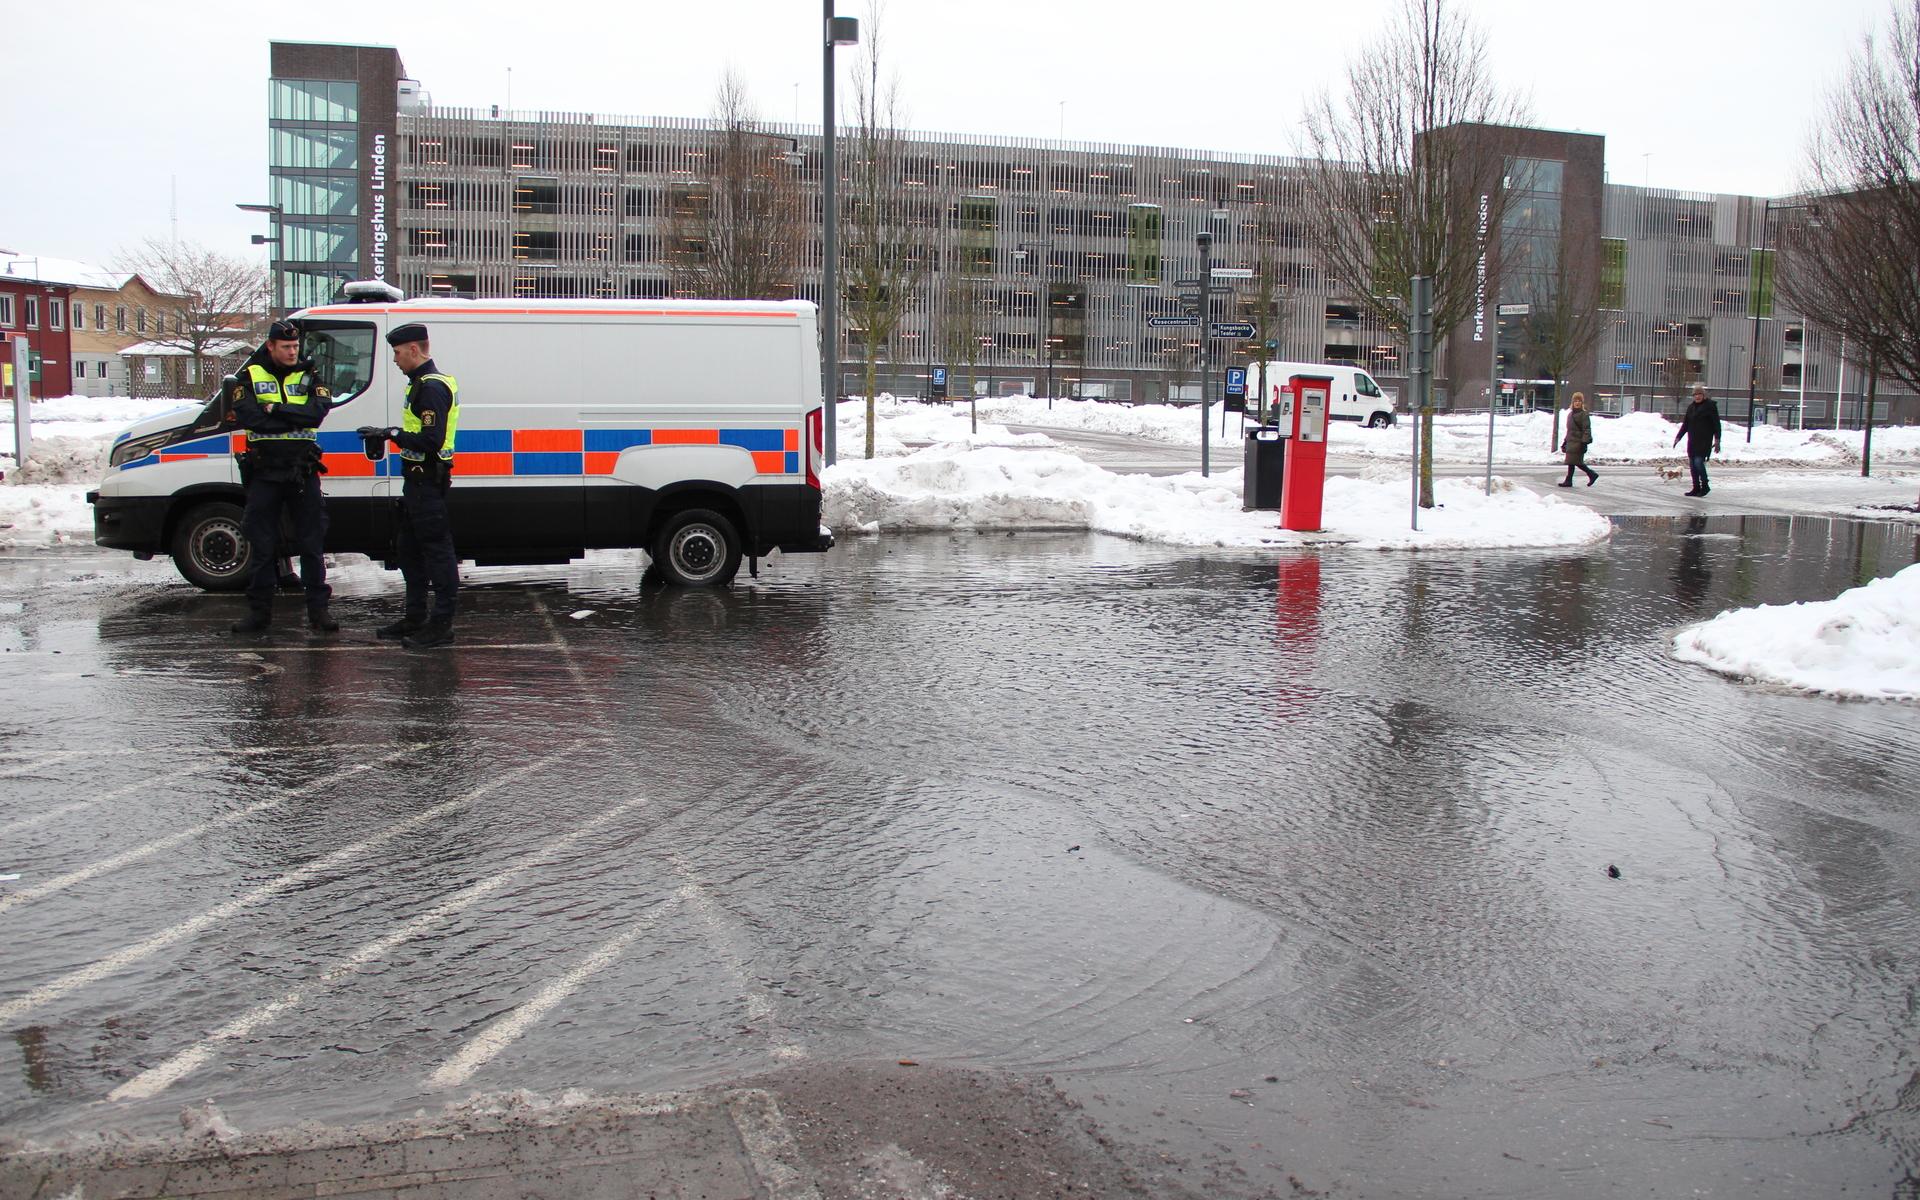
[0,0,1881,273]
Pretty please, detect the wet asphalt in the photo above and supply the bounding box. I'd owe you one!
[2,514,1918,1199]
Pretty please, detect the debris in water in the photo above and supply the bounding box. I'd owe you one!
[570,610,595,620]
[1606,864,1622,879]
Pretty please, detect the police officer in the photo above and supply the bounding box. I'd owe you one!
[372,323,459,648]
[229,319,335,634]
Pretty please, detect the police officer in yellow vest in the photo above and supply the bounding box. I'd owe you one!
[372,323,459,648]
[229,319,335,634]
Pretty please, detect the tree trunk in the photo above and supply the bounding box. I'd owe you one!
[863,356,879,460]
[1419,407,1436,507]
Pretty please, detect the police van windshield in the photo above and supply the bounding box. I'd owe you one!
[300,321,377,404]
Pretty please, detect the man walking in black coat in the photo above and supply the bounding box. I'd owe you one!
[1672,384,1723,497]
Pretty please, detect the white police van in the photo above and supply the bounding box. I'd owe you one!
[88,283,832,588]
[1249,361,1398,427]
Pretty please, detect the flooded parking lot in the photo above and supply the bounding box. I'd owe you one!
[2,514,1917,1198]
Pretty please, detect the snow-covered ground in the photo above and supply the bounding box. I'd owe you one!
[1,397,194,548]
[1673,563,1920,701]
[951,394,1920,468]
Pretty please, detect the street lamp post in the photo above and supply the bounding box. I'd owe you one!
[821,5,859,466]
[236,201,284,317]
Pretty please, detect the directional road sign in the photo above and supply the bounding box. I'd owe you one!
[1209,322,1256,339]
[1210,267,1254,279]
[1497,303,1532,317]
[1147,315,1200,328]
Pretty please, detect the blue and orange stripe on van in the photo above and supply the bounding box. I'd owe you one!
[122,428,802,478]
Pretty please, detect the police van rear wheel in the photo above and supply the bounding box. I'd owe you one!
[652,509,741,587]
[171,501,255,592]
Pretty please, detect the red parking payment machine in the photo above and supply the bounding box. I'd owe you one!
[1280,374,1331,531]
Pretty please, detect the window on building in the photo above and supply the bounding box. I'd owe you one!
[97,361,108,379]
[25,296,39,328]
[95,303,106,329]
[0,295,12,326]
[136,309,147,333]
[514,176,561,215]
[1125,204,1162,286]
[50,299,64,330]
[1600,238,1627,309]
[282,222,359,263]
[273,175,357,217]
[74,360,86,380]
[270,127,357,170]
[71,301,83,330]
[116,306,127,332]
[269,78,358,123]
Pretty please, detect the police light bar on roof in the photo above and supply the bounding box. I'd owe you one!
[342,280,405,303]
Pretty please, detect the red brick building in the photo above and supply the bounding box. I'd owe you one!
[0,260,76,399]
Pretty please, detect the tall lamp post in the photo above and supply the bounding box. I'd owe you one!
[820,6,859,466]
[1745,197,1814,442]
[236,201,284,318]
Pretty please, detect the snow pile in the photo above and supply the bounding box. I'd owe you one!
[0,396,197,448]
[0,484,95,548]
[1673,563,1920,700]
[825,444,1611,550]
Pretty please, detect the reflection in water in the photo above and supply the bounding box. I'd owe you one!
[1674,514,1714,610]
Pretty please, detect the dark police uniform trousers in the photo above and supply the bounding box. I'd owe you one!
[398,459,458,622]
[243,451,330,612]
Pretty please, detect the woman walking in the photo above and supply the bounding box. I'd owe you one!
[1559,392,1599,487]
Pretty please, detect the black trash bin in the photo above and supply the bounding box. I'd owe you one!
[1243,426,1287,510]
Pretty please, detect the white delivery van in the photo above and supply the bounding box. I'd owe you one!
[88,287,832,589]
[1248,361,1397,427]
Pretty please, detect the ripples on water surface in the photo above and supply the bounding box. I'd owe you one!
[1,515,1915,1195]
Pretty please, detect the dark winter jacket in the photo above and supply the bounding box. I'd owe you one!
[395,358,455,461]
[1562,407,1592,465]
[227,346,331,458]
[1674,397,1723,456]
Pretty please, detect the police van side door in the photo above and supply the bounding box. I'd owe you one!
[301,319,394,558]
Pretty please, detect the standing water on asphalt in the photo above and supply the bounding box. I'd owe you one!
[1,514,1916,1198]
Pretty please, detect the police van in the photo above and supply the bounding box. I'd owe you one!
[88,284,833,588]
[1249,361,1398,427]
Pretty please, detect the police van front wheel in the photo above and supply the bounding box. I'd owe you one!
[652,509,742,587]
[171,501,255,592]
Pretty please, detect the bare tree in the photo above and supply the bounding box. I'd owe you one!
[114,239,267,391]
[842,2,934,457]
[1298,0,1530,504]
[1243,179,1295,421]
[936,251,987,420]
[662,71,806,300]
[1777,1,1920,400]
[1513,251,1604,447]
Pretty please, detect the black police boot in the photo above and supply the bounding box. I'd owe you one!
[308,605,340,633]
[230,607,271,634]
[402,619,455,649]
[376,615,426,639]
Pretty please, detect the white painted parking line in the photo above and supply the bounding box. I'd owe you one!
[0,744,585,1027]
[110,797,650,1102]
[0,763,213,840]
[426,896,680,1090]
[669,853,808,1064]
[0,748,423,918]
[0,750,122,780]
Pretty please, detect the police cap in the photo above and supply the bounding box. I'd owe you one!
[266,319,300,342]
[386,323,430,347]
